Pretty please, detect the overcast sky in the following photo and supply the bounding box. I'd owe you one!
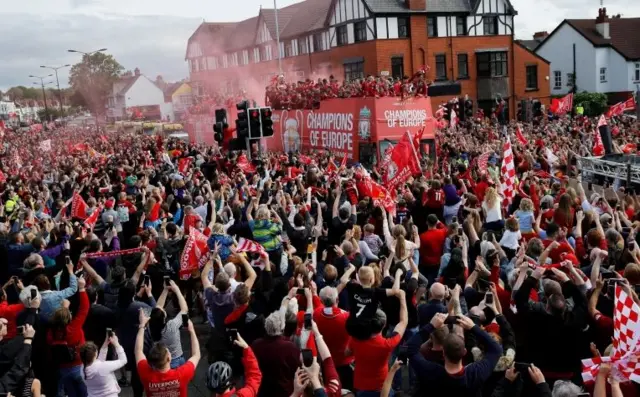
[1,0,638,91]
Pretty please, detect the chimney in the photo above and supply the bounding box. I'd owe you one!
[134,67,141,77]
[595,7,610,39]
[405,0,426,11]
[533,31,549,41]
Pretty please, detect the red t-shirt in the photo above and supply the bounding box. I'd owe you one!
[351,332,402,391]
[313,306,353,366]
[542,239,574,263]
[420,227,448,266]
[423,188,445,209]
[137,360,195,397]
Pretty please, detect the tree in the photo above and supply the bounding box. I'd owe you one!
[574,92,608,117]
[69,52,123,116]
[6,87,24,101]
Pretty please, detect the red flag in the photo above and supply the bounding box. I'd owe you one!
[515,124,528,146]
[477,151,492,173]
[180,228,209,280]
[178,157,192,174]
[236,238,266,256]
[383,131,421,190]
[501,137,516,204]
[71,192,89,220]
[237,154,257,173]
[0,170,5,183]
[623,96,637,111]
[581,285,640,383]
[84,206,101,229]
[550,93,573,115]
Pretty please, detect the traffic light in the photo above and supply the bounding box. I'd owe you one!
[230,101,250,151]
[458,97,465,122]
[213,108,227,144]
[248,108,261,138]
[464,98,473,119]
[236,100,250,140]
[260,107,273,137]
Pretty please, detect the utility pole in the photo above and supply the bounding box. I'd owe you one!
[29,74,53,122]
[41,64,70,116]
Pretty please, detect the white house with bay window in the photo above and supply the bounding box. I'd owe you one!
[535,9,640,98]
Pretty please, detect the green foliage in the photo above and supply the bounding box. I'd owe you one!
[69,52,123,115]
[573,92,608,117]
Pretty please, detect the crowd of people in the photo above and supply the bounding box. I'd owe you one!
[265,71,433,110]
[0,99,638,397]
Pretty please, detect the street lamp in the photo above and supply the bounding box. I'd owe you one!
[29,74,53,122]
[40,64,70,115]
[67,48,107,56]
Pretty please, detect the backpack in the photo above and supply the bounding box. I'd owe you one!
[50,339,77,365]
[159,239,182,273]
[117,205,130,223]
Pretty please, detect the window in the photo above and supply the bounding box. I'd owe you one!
[476,51,507,77]
[199,58,206,70]
[398,17,409,38]
[337,25,348,46]
[298,39,308,55]
[284,42,293,58]
[567,72,575,87]
[313,33,324,52]
[457,54,468,78]
[344,61,364,81]
[553,71,562,89]
[483,16,498,35]
[600,67,607,82]
[635,63,640,81]
[222,55,228,68]
[456,17,467,36]
[260,47,267,62]
[391,57,404,79]
[355,21,367,42]
[190,60,196,72]
[526,65,538,90]
[427,17,437,37]
[266,45,273,61]
[254,48,260,63]
[435,54,447,80]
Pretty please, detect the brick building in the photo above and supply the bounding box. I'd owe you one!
[186,0,551,117]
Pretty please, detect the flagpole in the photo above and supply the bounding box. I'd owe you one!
[274,0,283,75]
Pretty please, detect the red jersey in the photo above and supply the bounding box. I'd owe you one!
[423,188,445,209]
[313,306,354,366]
[419,226,448,267]
[351,332,402,391]
[137,360,195,397]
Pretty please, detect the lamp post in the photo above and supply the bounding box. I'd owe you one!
[273,0,282,75]
[68,48,107,132]
[29,74,53,122]
[67,48,108,56]
[40,64,70,115]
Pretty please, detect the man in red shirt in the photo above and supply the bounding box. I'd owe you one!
[136,309,200,397]
[419,214,448,284]
[351,289,407,395]
[313,286,354,390]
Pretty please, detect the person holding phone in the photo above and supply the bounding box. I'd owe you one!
[406,313,502,396]
[135,308,200,397]
[146,280,190,369]
[79,333,127,397]
[0,277,25,340]
[206,333,262,397]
